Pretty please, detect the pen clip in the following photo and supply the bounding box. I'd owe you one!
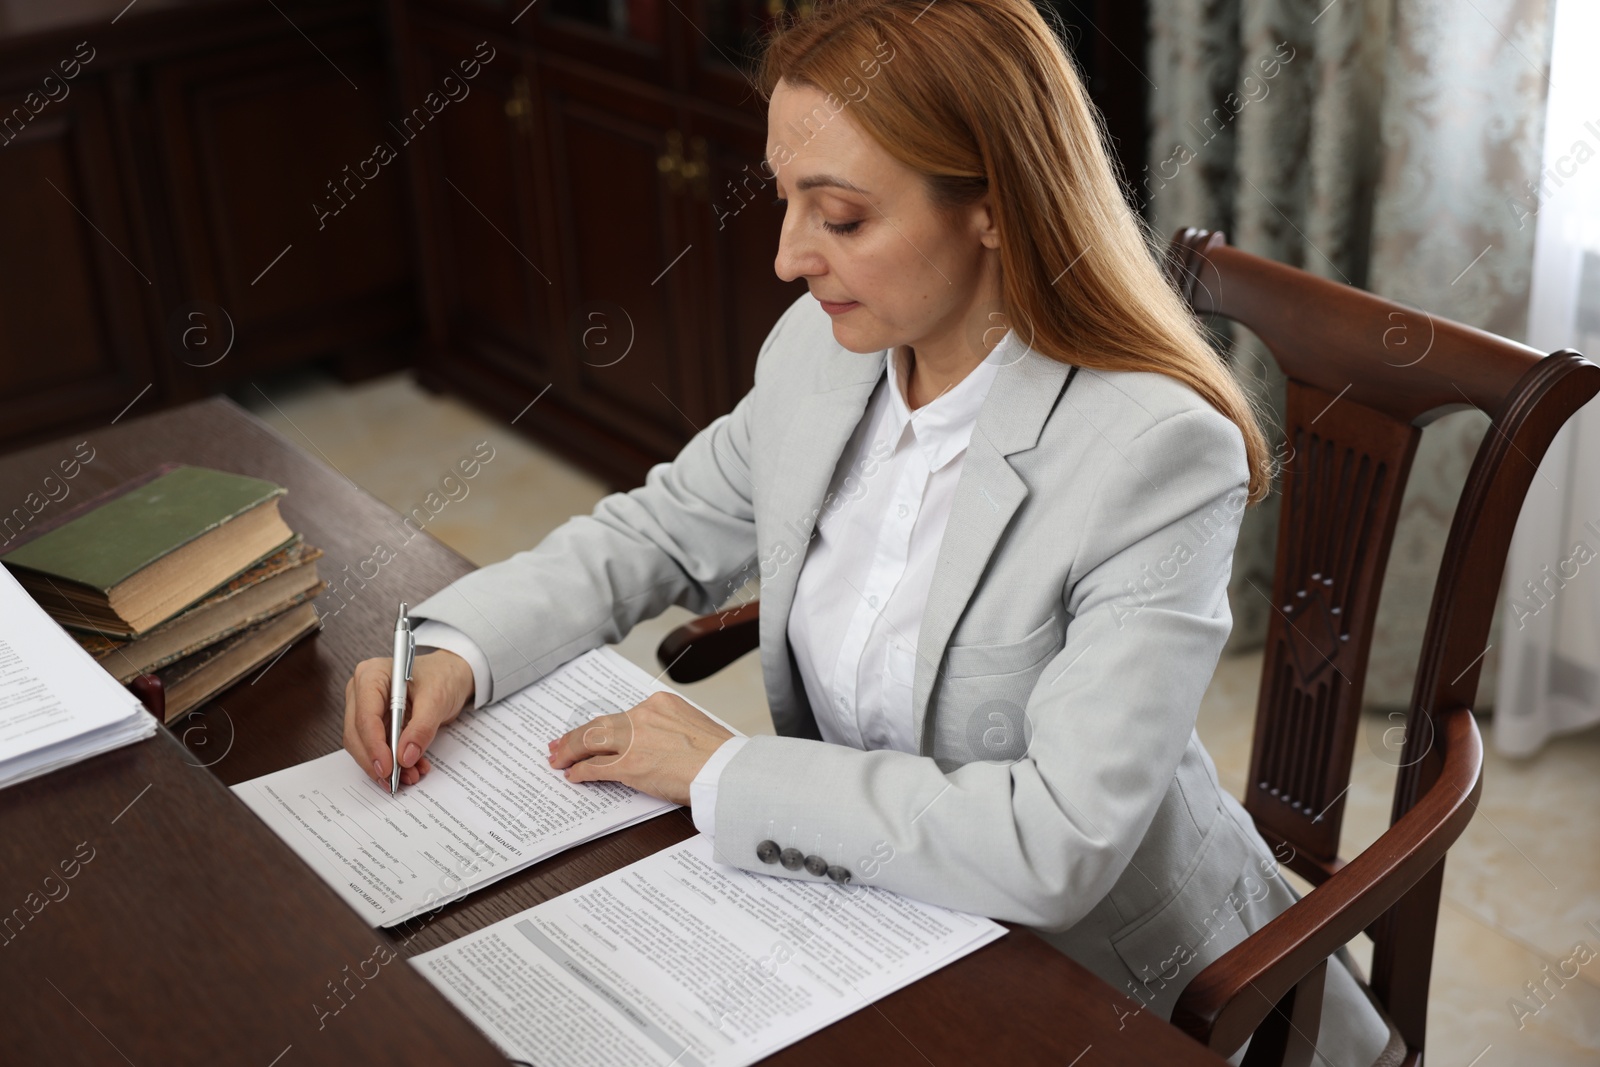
[403,629,415,681]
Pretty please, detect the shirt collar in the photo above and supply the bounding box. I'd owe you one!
[883,329,1011,472]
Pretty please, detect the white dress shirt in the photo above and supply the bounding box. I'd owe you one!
[415,332,1012,837]
[692,333,1006,834]
[412,619,493,710]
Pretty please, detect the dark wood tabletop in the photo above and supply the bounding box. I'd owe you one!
[0,396,1230,1066]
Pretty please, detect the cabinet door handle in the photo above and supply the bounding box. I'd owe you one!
[680,135,710,200]
[658,129,685,192]
[658,131,709,199]
[504,75,534,133]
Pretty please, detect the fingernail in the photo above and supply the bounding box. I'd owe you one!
[402,742,420,767]
[372,759,383,779]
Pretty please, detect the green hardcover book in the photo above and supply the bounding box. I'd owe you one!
[0,466,294,638]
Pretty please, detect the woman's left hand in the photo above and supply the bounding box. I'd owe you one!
[547,692,734,806]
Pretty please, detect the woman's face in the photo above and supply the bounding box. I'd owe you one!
[766,78,1000,359]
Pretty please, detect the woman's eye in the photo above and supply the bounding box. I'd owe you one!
[771,196,859,235]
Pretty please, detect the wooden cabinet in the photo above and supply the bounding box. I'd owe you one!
[540,63,706,453]
[401,0,807,487]
[0,1,415,453]
[682,107,806,418]
[0,0,1146,477]
[150,18,416,400]
[398,0,1145,489]
[0,70,157,443]
[407,25,553,383]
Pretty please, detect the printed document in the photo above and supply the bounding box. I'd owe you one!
[0,565,155,790]
[413,833,1005,1067]
[234,647,725,927]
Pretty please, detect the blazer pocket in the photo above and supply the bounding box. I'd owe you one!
[1107,811,1257,1016]
[943,613,1065,679]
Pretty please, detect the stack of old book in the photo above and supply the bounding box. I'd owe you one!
[0,465,324,723]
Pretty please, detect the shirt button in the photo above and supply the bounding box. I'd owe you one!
[756,840,780,864]
[868,595,879,608]
[779,848,805,871]
[898,503,909,518]
[837,695,848,708]
[804,855,828,877]
[826,865,852,884]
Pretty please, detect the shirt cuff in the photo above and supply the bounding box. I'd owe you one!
[412,619,492,709]
[689,735,750,838]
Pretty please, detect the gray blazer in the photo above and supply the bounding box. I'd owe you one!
[412,292,1390,1063]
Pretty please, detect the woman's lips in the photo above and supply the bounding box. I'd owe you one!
[819,299,859,315]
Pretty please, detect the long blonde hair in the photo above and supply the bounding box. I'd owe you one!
[756,0,1271,503]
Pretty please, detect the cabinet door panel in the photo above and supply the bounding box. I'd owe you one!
[412,26,551,379]
[0,77,154,444]
[152,23,413,391]
[684,0,792,108]
[543,71,694,454]
[686,110,806,416]
[529,0,670,89]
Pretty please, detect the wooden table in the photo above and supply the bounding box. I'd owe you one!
[0,398,1230,1066]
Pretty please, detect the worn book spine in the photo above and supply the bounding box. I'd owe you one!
[84,542,319,642]
[106,582,325,684]
[154,602,321,722]
[73,539,317,654]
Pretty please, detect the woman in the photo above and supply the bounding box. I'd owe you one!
[343,0,1395,1062]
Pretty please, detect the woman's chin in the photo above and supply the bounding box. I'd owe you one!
[830,321,889,355]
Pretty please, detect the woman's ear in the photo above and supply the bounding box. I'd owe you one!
[973,195,1001,249]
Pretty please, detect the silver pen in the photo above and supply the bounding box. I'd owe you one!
[389,601,414,796]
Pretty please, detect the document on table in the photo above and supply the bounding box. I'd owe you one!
[413,834,1007,1067]
[0,565,155,791]
[233,647,732,928]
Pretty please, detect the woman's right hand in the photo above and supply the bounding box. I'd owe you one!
[343,649,476,788]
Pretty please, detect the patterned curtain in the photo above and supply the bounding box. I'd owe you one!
[1144,0,1556,710]
[1494,0,1600,756]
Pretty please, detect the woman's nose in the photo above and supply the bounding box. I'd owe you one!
[773,212,820,282]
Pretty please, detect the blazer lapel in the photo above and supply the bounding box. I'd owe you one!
[911,348,1075,753]
[755,334,1075,749]
[758,343,886,733]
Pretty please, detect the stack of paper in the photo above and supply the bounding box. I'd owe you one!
[234,639,1006,1063]
[414,834,1007,1066]
[0,565,156,790]
[233,647,732,927]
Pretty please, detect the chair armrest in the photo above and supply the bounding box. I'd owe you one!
[656,601,761,683]
[1172,706,1483,1054]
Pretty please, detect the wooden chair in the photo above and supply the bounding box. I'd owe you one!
[654,228,1600,1066]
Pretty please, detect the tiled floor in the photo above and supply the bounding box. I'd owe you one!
[239,370,1600,1066]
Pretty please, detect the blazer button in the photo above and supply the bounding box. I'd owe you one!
[804,854,827,877]
[756,840,780,864]
[779,847,804,871]
[826,865,851,884]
